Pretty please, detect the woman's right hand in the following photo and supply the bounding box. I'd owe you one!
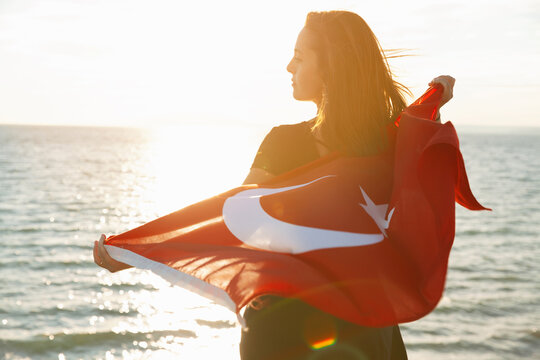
[93,234,131,273]
[429,75,455,108]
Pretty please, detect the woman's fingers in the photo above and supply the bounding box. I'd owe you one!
[429,75,454,85]
[94,234,112,269]
[93,240,101,266]
[93,234,109,269]
[97,234,109,265]
[429,75,455,94]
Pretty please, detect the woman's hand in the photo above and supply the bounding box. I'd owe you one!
[429,75,455,108]
[93,234,131,273]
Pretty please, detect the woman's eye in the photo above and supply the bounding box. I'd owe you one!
[294,56,302,62]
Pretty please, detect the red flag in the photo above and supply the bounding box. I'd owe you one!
[104,85,488,327]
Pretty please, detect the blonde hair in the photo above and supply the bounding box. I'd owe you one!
[305,11,411,156]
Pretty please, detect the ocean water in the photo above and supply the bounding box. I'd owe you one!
[0,124,538,359]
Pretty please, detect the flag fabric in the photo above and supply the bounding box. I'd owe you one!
[104,85,488,327]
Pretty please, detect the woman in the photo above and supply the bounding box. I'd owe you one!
[241,11,454,360]
[94,10,455,359]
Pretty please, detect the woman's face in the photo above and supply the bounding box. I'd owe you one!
[286,28,324,105]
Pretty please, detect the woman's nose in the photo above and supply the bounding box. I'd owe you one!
[286,59,294,74]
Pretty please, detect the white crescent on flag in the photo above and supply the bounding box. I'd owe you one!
[222,175,391,254]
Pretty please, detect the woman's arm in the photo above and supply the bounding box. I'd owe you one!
[94,169,275,273]
[243,168,275,185]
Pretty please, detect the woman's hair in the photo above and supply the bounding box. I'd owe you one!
[305,11,411,156]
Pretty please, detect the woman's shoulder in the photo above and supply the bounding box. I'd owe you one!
[266,118,315,140]
[251,118,319,176]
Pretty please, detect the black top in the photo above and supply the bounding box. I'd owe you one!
[251,121,320,175]
[241,121,408,360]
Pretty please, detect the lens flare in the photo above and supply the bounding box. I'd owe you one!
[310,336,337,350]
[303,312,337,350]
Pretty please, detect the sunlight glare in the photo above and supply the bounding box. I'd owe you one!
[141,124,263,217]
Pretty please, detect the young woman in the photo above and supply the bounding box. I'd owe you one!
[94,10,455,360]
[241,11,454,360]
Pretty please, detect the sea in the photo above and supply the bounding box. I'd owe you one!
[0,123,538,359]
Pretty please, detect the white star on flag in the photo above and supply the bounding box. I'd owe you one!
[358,186,394,237]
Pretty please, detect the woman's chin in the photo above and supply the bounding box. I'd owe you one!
[292,91,312,102]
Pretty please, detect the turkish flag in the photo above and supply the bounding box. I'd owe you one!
[104,85,488,327]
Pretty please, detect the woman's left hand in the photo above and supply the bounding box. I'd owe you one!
[429,75,455,108]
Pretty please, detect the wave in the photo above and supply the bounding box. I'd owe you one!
[456,227,535,237]
[0,328,196,354]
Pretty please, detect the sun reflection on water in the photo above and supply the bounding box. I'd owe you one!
[97,123,263,358]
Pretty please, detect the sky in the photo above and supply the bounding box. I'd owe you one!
[0,0,539,129]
